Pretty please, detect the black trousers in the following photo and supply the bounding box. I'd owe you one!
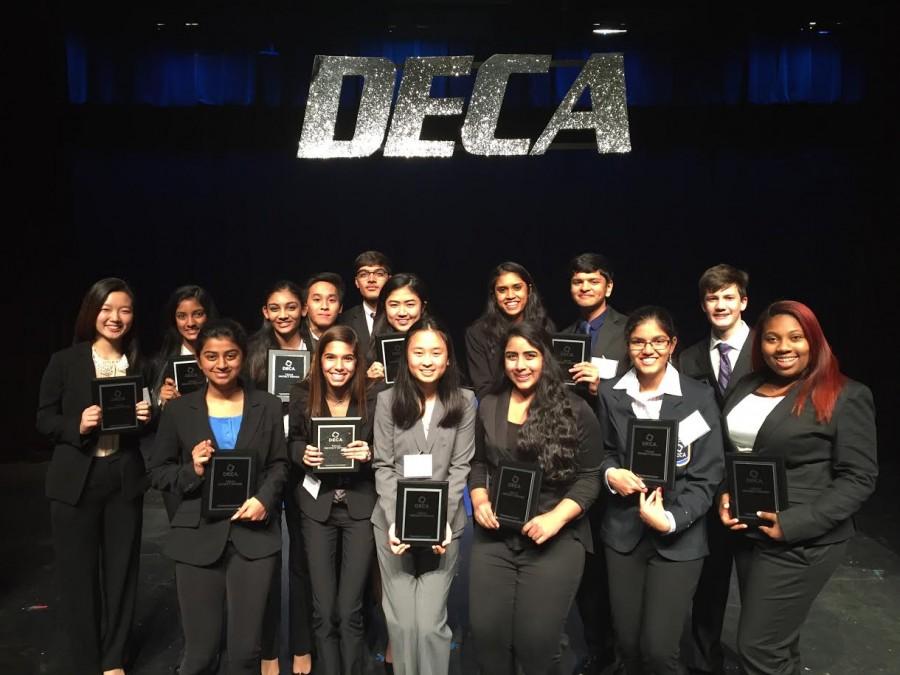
[285,485,315,656]
[733,537,847,675]
[301,504,375,675]
[469,529,585,675]
[605,537,703,675]
[575,503,614,659]
[175,543,278,675]
[50,453,143,674]
[685,509,736,674]
[260,505,284,661]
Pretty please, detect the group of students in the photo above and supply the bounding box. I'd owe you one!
[37,251,878,675]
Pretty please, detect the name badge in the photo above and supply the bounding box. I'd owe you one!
[592,357,619,379]
[678,410,711,448]
[403,454,433,478]
[302,473,321,499]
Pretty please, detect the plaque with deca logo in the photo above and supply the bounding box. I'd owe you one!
[626,418,678,490]
[267,349,310,402]
[491,461,543,528]
[202,450,258,520]
[310,417,361,473]
[169,356,206,394]
[92,375,143,432]
[376,333,407,385]
[726,454,788,526]
[396,480,449,546]
[551,333,591,386]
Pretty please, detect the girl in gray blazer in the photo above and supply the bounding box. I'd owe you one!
[372,317,476,675]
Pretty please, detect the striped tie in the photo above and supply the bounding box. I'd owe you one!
[717,343,733,392]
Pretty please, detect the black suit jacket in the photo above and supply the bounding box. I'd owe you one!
[287,381,378,522]
[470,389,603,553]
[678,329,753,408]
[722,373,878,546]
[598,371,725,561]
[149,386,290,566]
[562,305,629,368]
[339,304,374,356]
[37,342,149,505]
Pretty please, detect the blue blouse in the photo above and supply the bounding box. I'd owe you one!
[209,415,242,451]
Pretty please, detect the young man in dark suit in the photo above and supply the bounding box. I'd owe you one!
[300,272,345,353]
[563,252,628,675]
[679,263,752,675]
[339,251,392,355]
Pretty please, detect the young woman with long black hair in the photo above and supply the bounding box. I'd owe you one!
[465,262,555,399]
[37,277,152,675]
[468,321,602,674]
[365,273,429,384]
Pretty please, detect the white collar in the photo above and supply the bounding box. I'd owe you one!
[614,362,682,399]
[709,319,750,351]
[363,301,377,317]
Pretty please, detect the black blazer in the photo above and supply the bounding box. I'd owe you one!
[339,304,374,356]
[597,370,725,562]
[678,330,753,408]
[562,305,629,368]
[464,319,501,399]
[287,381,378,522]
[470,389,603,553]
[722,373,878,546]
[37,342,149,505]
[149,385,290,566]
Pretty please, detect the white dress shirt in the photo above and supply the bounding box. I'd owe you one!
[709,320,750,380]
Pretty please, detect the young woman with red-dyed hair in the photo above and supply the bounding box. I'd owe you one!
[718,300,878,675]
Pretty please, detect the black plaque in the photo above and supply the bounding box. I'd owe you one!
[491,461,542,528]
[727,454,788,526]
[376,333,407,385]
[626,418,678,490]
[169,356,206,394]
[267,349,310,402]
[551,333,591,386]
[92,375,143,432]
[396,480,449,546]
[201,451,258,520]
[310,417,362,473]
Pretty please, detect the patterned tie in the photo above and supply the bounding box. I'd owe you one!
[717,343,733,392]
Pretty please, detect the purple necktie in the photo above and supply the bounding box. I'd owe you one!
[717,343,733,392]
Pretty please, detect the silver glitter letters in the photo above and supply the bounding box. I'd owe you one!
[461,54,551,156]
[297,56,396,159]
[383,56,473,158]
[530,53,631,155]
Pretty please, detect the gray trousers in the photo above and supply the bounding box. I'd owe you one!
[374,525,459,675]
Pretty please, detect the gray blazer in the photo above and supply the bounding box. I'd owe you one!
[372,387,477,538]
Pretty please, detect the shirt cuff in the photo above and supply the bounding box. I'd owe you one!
[663,510,676,535]
[604,468,617,495]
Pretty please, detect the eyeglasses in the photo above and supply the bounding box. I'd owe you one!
[628,337,671,352]
[356,269,388,280]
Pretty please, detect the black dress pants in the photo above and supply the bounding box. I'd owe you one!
[605,537,703,675]
[469,529,585,675]
[175,543,278,675]
[575,503,615,660]
[260,504,284,661]
[50,453,143,675]
[733,537,846,675]
[301,504,375,675]
[285,484,315,656]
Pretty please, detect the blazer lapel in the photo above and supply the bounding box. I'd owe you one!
[660,391,685,421]
[234,388,263,450]
[726,334,754,396]
[593,308,624,358]
[413,411,428,454]
[752,385,801,453]
[424,398,445,454]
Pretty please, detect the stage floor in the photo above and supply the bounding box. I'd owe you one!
[3,459,898,675]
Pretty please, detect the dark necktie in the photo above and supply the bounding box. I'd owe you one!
[717,343,733,392]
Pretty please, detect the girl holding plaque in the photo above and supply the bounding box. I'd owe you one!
[287,324,377,675]
[246,279,310,389]
[468,321,603,674]
[37,277,152,675]
[465,262,555,399]
[151,284,218,408]
[371,317,476,675]
[366,272,429,384]
[598,307,724,675]
[718,301,877,675]
[150,319,289,675]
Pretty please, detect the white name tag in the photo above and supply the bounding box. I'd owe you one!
[591,357,619,379]
[679,410,711,448]
[142,387,151,403]
[302,473,321,499]
[403,454,433,478]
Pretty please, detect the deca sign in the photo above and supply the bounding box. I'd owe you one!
[297,54,630,158]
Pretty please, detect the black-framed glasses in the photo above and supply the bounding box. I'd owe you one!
[356,269,388,280]
[629,337,671,352]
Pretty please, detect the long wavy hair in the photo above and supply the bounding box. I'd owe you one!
[73,277,140,367]
[391,317,466,430]
[495,321,578,484]
[246,279,305,388]
[476,262,555,344]
[157,285,219,359]
[305,325,369,421]
[751,300,846,423]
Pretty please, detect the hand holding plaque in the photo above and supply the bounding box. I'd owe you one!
[92,376,144,432]
[626,418,678,491]
[490,461,542,529]
[725,454,787,527]
[395,480,449,546]
[310,417,362,472]
[202,450,258,520]
[268,349,310,402]
[169,356,206,395]
[376,333,407,385]
[551,333,591,386]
